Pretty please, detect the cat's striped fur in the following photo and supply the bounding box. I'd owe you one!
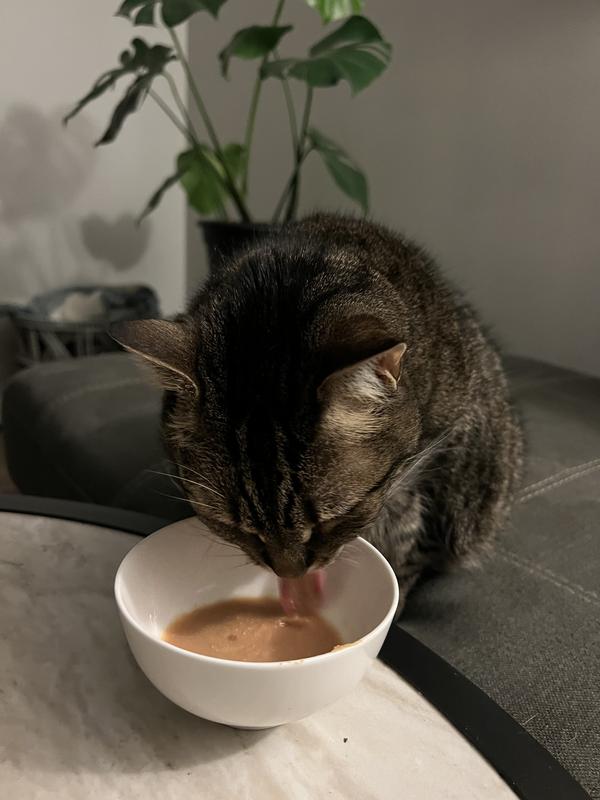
[115,214,524,611]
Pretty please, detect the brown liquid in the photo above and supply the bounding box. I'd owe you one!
[162,597,343,662]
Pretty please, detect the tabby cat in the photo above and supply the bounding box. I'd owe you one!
[115,214,524,610]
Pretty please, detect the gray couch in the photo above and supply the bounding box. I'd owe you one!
[3,352,599,797]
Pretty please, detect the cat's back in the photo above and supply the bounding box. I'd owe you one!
[279,215,510,426]
[191,213,474,386]
[189,215,417,421]
[193,214,444,321]
[293,213,446,290]
[188,213,514,438]
[192,215,407,346]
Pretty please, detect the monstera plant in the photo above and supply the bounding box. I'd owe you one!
[65,0,391,225]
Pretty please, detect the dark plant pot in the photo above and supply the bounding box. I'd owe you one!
[199,220,278,276]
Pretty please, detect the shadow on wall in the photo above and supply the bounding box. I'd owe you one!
[0,103,151,300]
[80,214,149,271]
[0,104,93,222]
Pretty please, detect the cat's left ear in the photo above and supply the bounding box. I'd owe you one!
[318,342,407,402]
[111,319,198,394]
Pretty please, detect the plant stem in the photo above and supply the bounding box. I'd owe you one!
[275,48,298,154]
[271,148,310,223]
[149,90,228,222]
[149,89,190,140]
[274,86,313,223]
[163,71,199,141]
[168,27,220,153]
[168,26,251,221]
[164,70,229,222]
[241,0,286,197]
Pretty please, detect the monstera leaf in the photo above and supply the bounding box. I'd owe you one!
[305,0,363,24]
[262,15,390,94]
[138,143,246,221]
[219,25,293,77]
[219,142,247,181]
[116,0,226,27]
[137,168,186,222]
[64,38,175,144]
[308,128,368,212]
[178,148,228,214]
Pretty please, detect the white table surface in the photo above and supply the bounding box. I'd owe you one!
[0,511,516,800]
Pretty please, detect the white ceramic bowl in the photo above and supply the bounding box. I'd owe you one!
[115,518,399,728]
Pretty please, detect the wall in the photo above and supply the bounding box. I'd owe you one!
[0,2,187,324]
[188,0,600,376]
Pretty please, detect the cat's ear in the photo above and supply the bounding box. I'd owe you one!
[318,342,407,438]
[318,342,407,401]
[111,319,198,394]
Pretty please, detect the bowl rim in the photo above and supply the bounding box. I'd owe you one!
[114,521,399,670]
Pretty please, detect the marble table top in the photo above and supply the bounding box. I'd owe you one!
[0,511,516,799]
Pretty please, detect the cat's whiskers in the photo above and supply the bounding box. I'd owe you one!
[391,427,456,491]
[153,489,219,514]
[226,558,257,571]
[204,539,240,551]
[187,497,222,512]
[149,469,225,499]
[168,459,223,490]
[154,489,191,505]
[330,544,361,569]
[152,492,254,561]
[198,532,244,552]
[172,462,224,494]
[207,551,248,559]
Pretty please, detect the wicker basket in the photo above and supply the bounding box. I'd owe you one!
[2,284,160,368]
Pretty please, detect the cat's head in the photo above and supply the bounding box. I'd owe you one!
[113,252,418,577]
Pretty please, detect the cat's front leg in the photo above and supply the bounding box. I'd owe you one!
[362,490,428,618]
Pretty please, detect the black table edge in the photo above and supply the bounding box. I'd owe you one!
[380,626,591,800]
[0,494,591,800]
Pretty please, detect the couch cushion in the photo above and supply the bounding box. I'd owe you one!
[2,353,190,520]
[403,356,600,798]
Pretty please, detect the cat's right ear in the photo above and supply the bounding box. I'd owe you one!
[318,341,407,402]
[317,342,407,438]
[110,319,198,395]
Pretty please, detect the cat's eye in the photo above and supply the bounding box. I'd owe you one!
[236,521,263,540]
[318,518,338,535]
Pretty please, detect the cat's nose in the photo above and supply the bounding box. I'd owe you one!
[265,549,306,578]
[275,562,306,579]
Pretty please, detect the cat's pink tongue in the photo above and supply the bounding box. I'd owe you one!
[278,570,325,616]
